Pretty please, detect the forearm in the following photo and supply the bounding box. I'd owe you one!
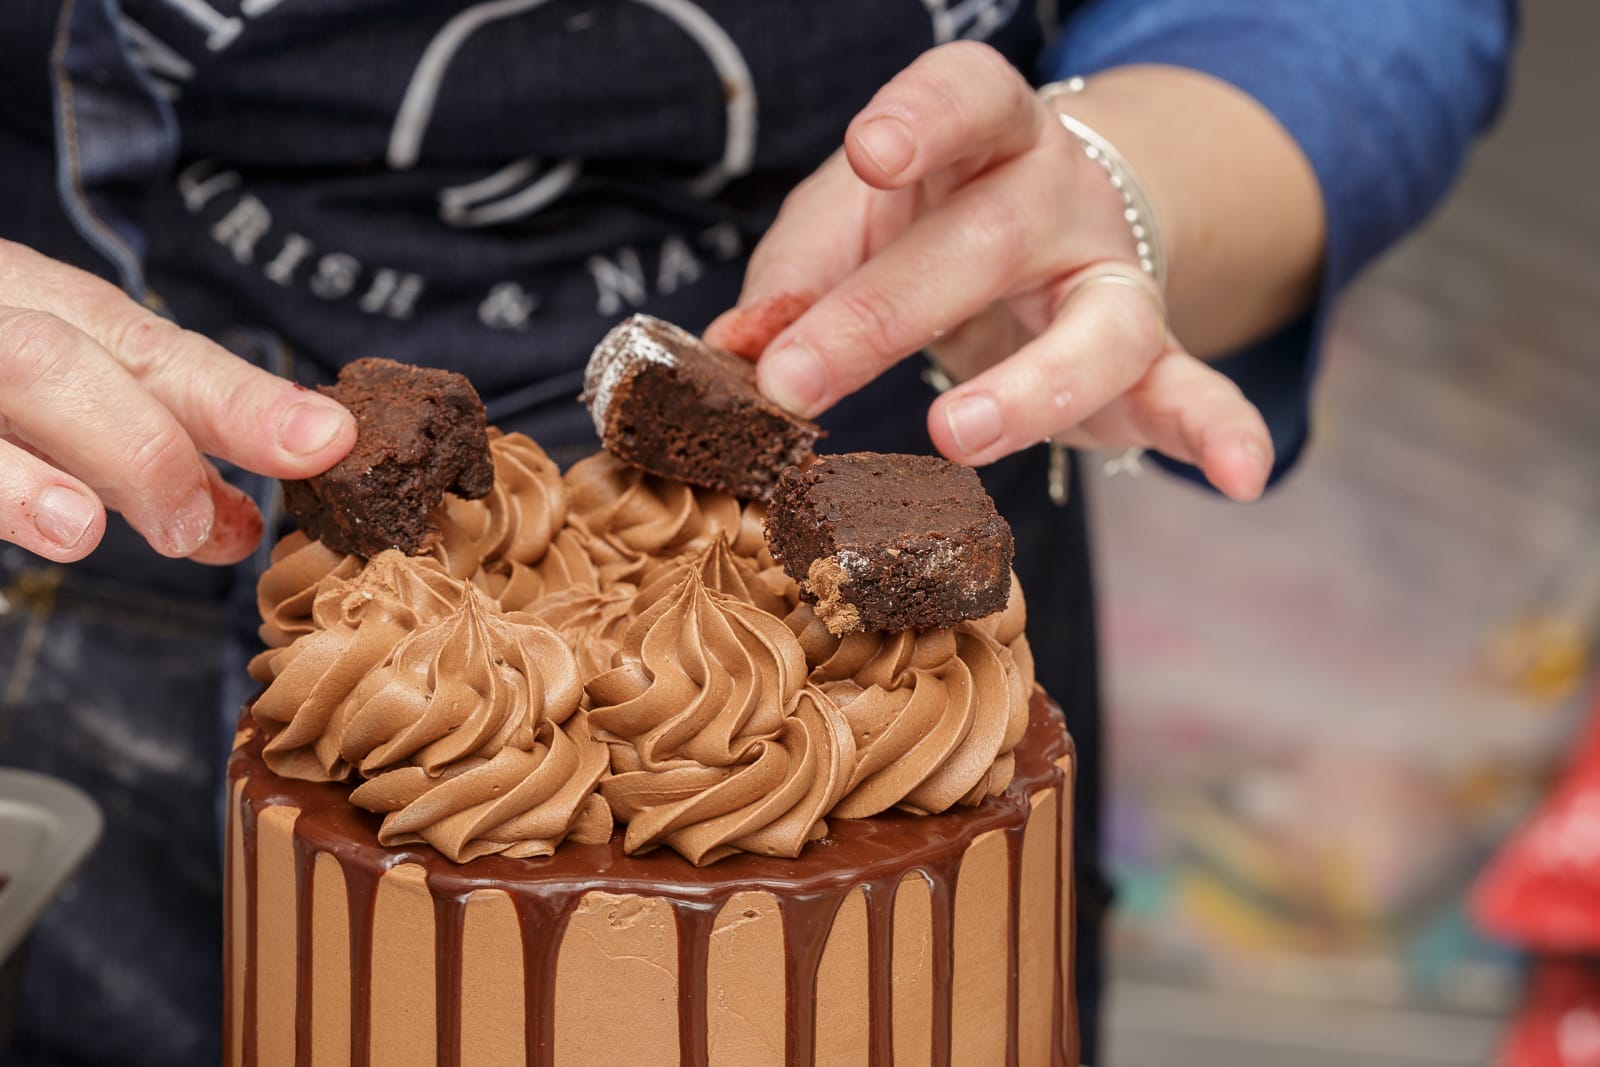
[1046,64,1324,360]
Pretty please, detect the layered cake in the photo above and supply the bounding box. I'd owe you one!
[229,372,1076,1065]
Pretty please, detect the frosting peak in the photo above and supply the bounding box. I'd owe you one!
[565,452,747,574]
[586,570,854,865]
[428,432,569,597]
[635,537,792,618]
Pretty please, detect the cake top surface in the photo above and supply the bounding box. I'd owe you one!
[256,321,1033,868]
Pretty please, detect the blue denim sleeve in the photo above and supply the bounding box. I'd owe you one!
[1042,1,1517,485]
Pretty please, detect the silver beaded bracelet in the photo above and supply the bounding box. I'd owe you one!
[1038,76,1163,503]
[1038,76,1167,291]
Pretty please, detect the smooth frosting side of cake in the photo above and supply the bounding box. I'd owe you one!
[224,694,1077,1067]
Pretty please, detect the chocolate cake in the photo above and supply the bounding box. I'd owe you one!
[281,358,494,557]
[766,452,1015,635]
[581,314,822,501]
[233,425,1075,1064]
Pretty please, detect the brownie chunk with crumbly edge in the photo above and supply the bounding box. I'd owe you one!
[281,358,493,558]
[581,314,823,501]
[765,452,1014,635]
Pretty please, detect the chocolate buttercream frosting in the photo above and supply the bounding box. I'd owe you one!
[968,569,1036,692]
[428,431,567,582]
[255,530,360,650]
[602,683,855,865]
[251,552,468,777]
[565,452,755,580]
[351,711,612,862]
[251,561,606,861]
[527,582,639,683]
[786,601,1029,818]
[585,569,855,865]
[330,586,582,776]
[634,537,792,618]
[479,526,605,611]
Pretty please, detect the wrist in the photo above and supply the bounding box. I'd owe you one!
[1040,78,1166,289]
[1040,65,1325,357]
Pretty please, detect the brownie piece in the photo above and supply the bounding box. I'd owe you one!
[765,452,1014,635]
[281,358,493,558]
[581,314,822,501]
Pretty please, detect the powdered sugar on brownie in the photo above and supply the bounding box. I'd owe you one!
[581,314,686,437]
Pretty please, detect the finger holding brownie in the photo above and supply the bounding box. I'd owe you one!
[707,42,1327,503]
[0,240,356,565]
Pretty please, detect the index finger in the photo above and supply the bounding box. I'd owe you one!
[0,240,354,479]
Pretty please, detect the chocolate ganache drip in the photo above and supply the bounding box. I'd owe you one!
[786,600,1030,818]
[586,569,857,865]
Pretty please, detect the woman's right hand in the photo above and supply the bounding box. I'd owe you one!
[0,239,355,565]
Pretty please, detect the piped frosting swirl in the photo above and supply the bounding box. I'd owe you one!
[429,431,567,582]
[251,554,610,860]
[565,452,750,578]
[586,570,855,865]
[786,601,1029,818]
[255,530,361,650]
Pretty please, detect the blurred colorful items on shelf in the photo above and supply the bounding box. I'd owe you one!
[1475,688,1600,952]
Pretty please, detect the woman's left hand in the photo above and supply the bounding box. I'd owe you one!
[706,42,1274,502]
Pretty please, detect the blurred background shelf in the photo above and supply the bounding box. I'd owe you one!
[1097,0,1600,1061]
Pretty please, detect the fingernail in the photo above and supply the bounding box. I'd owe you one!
[164,484,214,556]
[1235,436,1271,500]
[279,401,349,457]
[855,116,916,178]
[34,487,96,549]
[1239,436,1272,481]
[760,344,828,416]
[945,393,1004,456]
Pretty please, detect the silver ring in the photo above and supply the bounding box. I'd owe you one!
[1062,270,1168,338]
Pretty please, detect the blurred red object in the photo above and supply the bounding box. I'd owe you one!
[1475,692,1600,951]
[1500,959,1600,1067]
